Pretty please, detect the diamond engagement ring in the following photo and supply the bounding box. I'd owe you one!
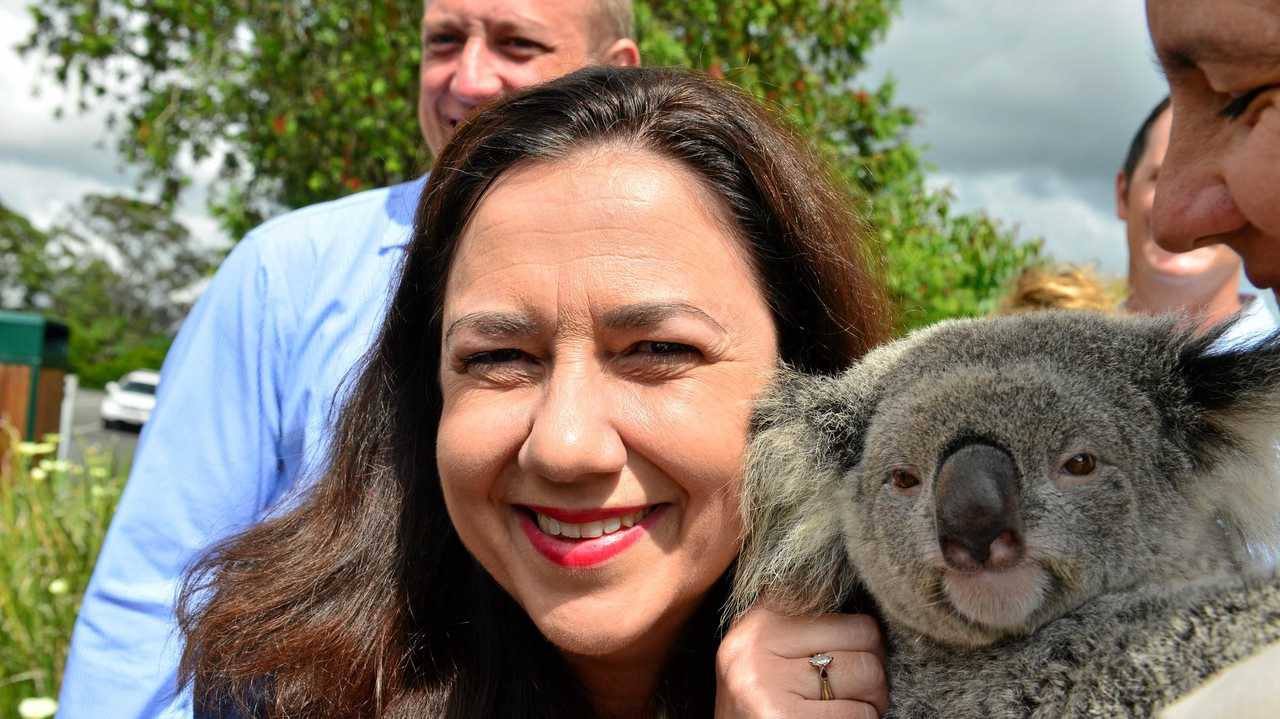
[809,652,834,700]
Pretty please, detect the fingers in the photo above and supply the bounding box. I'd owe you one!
[717,606,890,717]
[762,612,885,664]
[798,650,889,715]
[728,607,885,664]
[794,700,881,719]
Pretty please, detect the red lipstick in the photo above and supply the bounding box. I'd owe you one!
[517,505,666,568]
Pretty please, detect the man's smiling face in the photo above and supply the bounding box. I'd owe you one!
[417,0,635,156]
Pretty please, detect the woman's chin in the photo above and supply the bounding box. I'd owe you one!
[538,610,663,661]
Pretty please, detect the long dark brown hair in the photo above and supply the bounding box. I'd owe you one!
[177,66,891,718]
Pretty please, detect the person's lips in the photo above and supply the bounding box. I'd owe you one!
[516,504,668,568]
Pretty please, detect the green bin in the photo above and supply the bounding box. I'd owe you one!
[0,311,71,440]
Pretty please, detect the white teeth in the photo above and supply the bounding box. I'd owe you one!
[535,508,653,539]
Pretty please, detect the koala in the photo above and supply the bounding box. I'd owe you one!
[731,311,1280,718]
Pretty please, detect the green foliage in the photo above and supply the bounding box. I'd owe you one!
[21,0,1040,330]
[0,202,55,309]
[873,179,1043,327]
[1,197,216,387]
[0,432,126,711]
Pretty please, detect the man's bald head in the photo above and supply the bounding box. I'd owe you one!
[422,0,634,47]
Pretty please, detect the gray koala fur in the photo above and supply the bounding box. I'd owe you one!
[731,311,1280,718]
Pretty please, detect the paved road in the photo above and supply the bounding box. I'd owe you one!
[64,387,140,467]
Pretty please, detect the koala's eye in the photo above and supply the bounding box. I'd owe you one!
[1062,453,1097,476]
[890,468,921,494]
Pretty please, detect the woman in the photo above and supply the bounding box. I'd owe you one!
[178,66,891,717]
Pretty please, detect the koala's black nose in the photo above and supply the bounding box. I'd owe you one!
[935,443,1025,572]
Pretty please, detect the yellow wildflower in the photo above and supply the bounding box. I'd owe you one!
[17,697,59,719]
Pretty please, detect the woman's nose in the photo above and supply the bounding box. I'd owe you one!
[1151,113,1249,252]
[518,364,627,483]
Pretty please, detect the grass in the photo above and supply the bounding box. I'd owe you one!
[0,427,127,717]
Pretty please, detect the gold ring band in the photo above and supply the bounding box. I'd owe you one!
[809,653,835,700]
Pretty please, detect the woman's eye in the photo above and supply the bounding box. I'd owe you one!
[460,348,529,367]
[628,341,699,358]
[1219,84,1276,119]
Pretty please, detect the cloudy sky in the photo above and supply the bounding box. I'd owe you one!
[863,0,1168,276]
[0,0,1255,293]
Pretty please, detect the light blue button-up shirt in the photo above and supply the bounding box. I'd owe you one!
[57,177,425,718]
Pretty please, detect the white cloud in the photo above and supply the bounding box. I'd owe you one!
[932,169,1127,276]
[0,0,226,250]
[0,1,135,189]
[867,0,1168,181]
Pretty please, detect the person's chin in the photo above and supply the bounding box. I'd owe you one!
[1142,241,1232,279]
[532,597,663,659]
[1227,235,1280,291]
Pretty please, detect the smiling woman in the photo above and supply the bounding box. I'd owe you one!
[176,66,891,718]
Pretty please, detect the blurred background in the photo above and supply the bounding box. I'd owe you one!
[0,0,1262,711]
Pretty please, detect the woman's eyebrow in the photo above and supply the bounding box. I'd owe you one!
[444,311,542,344]
[602,302,728,334]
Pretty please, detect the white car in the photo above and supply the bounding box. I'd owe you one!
[100,370,160,430]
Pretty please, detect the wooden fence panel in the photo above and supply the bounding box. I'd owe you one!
[36,368,66,438]
[0,364,32,436]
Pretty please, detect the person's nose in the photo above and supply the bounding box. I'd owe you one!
[1151,113,1249,252]
[450,37,506,106]
[518,362,627,483]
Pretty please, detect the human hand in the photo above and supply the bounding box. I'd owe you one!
[714,606,888,718]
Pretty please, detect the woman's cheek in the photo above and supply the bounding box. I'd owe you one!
[437,389,533,487]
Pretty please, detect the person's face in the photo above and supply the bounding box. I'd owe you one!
[418,0,639,156]
[1115,109,1242,287]
[1146,0,1280,292]
[436,149,779,667]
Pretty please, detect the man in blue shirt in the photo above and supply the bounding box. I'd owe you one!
[57,2,640,716]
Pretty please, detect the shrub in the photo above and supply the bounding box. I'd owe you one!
[0,427,126,712]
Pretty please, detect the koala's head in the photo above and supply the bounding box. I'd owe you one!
[731,312,1280,649]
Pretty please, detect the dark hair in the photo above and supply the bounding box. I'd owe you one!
[178,66,891,718]
[1120,96,1171,191]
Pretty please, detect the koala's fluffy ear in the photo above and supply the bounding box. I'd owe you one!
[727,365,880,623]
[1176,323,1280,568]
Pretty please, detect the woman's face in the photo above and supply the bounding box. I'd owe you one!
[436,148,779,667]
